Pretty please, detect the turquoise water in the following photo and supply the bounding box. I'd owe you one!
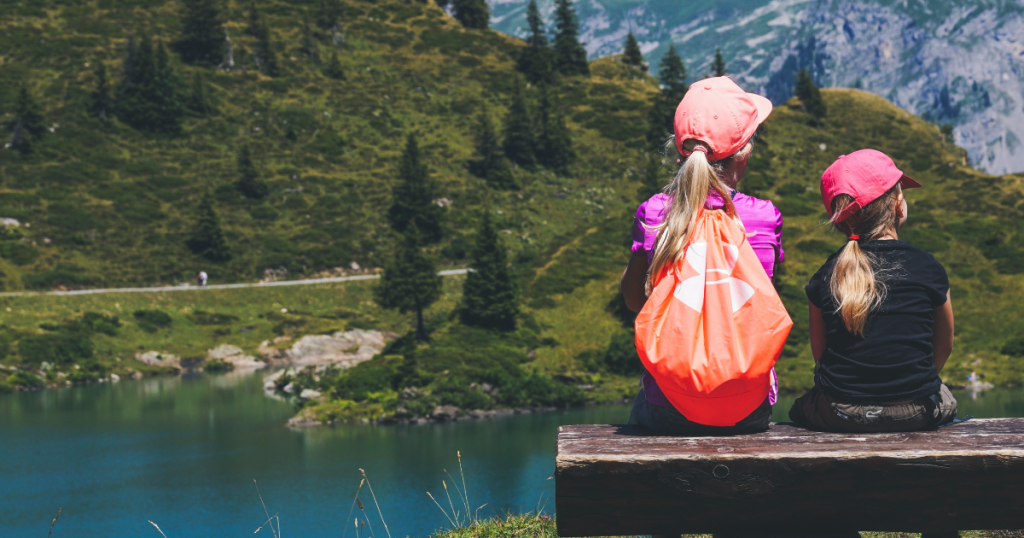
[1,373,1018,537]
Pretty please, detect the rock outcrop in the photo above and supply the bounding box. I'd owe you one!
[258,329,385,369]
[206,344,264,370]
[135,351,181,369]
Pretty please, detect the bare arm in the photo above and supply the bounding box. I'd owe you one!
[620,251,650,313]
[932,289,954,373]
[809,301,826,363]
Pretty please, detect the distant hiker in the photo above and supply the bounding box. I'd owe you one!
[198,271,208,287]
[789,149,957,432]
[621,77,790,435]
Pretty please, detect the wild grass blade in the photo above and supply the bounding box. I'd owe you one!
[359,468,393,538]
[357,497,376,538]
[442,480,460,527]
[253,479,278,538]
[148,521,168,538]
[457,451,471,523]
[442,469,468,523]
[341,479,365,538]
[426,491,456,528]
[254,513,279,534]
[47,507,61,538]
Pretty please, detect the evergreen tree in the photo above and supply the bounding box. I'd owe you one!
[315,0,343,33]
[187,72,214,115]
[468,110,516,189]
[117,35,184,134]
[552,0,589,77]
[503,81,537,170]
[711,48,726,77]
[91,62,112,119]
[187,194,231,262]
[516,0,554,85]
[622,32,646,71]
[638,153,664,201]
[324,50,345,79]
[536,88,574,175]
[794,68,827,120]
[375,223,442,342]
[9,85,46,154]
[235,145,269,199]
[176,0,225,66]
[300,12,320,63]
[461,212,519,331]
[247,3,280,77]
[388,134,444,243]
[645,44,687,147]
[452,0,490,30]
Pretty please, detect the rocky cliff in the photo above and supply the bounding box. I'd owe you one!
[490,0,1024,174]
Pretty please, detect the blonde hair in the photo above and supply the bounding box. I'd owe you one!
[646,138,752,295]
[828,184,902,337]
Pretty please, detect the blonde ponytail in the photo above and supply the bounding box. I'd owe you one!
[646,140,744,295]
[828,185,902,336]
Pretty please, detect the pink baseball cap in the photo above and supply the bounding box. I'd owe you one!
[821,149,921,223]
[674,76,773,161]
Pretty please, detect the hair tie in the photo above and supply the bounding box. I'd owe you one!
[692,145,709,155]
[848,234,860,241]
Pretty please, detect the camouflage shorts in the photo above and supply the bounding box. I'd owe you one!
[789,384,957,433]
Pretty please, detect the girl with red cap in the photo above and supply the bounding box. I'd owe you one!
[620,77,784,435]
[789,149,957,432]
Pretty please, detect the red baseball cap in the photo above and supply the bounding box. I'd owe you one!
[674,76,773,161]
[821,149,921,223]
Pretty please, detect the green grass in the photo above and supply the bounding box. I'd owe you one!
[0,0,653,291]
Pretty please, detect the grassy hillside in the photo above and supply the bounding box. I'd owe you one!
[0,0,654,290]
[3,0,1024,414]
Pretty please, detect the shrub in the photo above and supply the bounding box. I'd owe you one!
[133,310,173,332]
[1002,337,1024,357]
[603,330,644,375]
[0,242,39,266]
[67,361,108,383]
[22,267,91,289]
[19,333,93,365]
[203,359,235,373]
[8,370,45,389]
[188,311,239,325]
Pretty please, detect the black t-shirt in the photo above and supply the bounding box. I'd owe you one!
[805,240,949,403]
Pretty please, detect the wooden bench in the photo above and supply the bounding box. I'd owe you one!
[555,420,1024,536]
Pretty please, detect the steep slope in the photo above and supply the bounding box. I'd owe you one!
[490,0,1024,174]
[0,0,654,290]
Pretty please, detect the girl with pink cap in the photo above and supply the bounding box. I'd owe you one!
[620,77,784,435]
[789,149,957,432]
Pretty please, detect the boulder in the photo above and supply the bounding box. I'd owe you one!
[259,329,386,368]
[206,344,263,370]
[299,388,322,400]
[431,405,460,422]
[135,351,181,369]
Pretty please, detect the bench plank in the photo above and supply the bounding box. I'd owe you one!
[555,420,1024,536]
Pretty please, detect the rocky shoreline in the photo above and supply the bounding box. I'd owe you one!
[287,404,564,428]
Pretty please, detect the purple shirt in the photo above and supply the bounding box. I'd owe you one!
[631,190,785,408]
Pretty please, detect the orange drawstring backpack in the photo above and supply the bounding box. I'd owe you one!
[634,208,793,427]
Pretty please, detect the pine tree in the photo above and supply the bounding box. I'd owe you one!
[536,88,574,175]
[622,32,646,71]
[503,81,537,170]
[176,0,225,66]
[645,44,687,147]
[324,51,345,79]
[388,134,444,244]
[375,223,442,342]
[461,212,519,331]
[315,0,343,33]
[452,0,490,29]
[711,48,726,77]
[117,35,185,134]
[9,85,46,154]
[247,3,280,77]
[187,194,231,262]
[638,153,664,201]
[468,110,517,190]
[91,62,112,119]
[187,72,214,115]
[516,0,554,85]
[300,13,320,64]
[235,145,269,199]
[794,68,827,120]
[552,0,589,77]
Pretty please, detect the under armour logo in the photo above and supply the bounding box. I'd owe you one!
[673,241,755,313]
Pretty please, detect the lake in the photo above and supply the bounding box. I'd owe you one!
[2,373,1021,538]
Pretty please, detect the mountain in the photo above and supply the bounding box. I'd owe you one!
[489,0,1024,175]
